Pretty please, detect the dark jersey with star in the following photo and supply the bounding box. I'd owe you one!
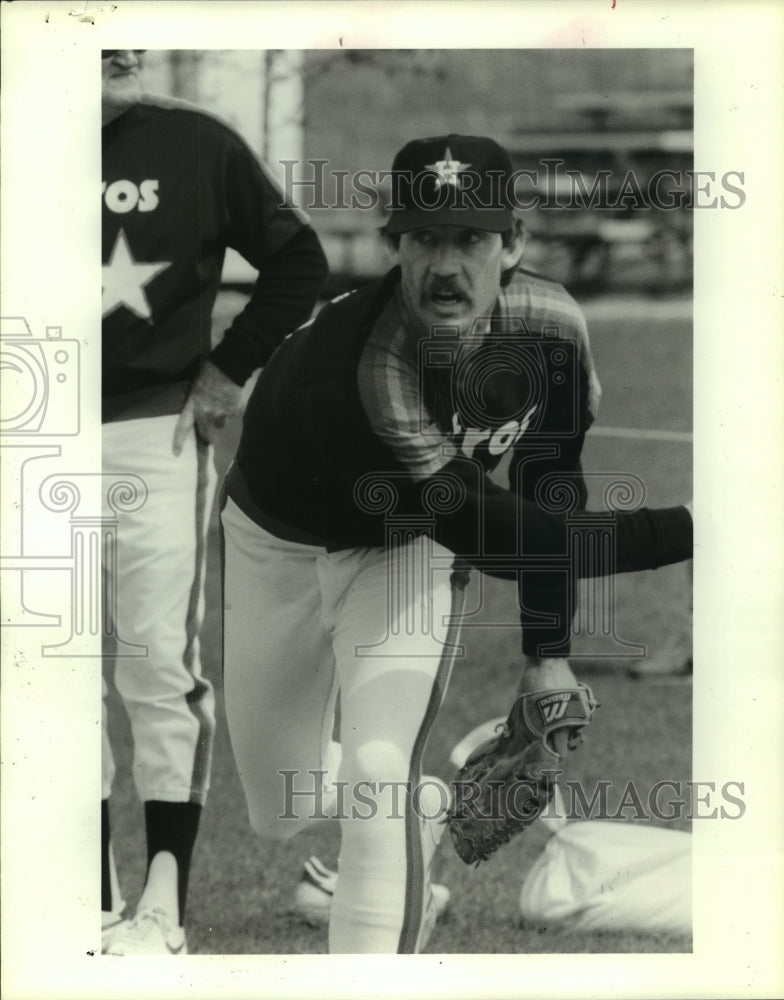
[228,268,691,655]
[101,94,327,422]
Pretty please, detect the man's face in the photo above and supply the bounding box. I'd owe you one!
[101,50,145,116]
[396,226,520,338]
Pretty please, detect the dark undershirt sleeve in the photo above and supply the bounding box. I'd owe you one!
[505,333,594,655]
[415,457,692,656]
[208,226,328,385]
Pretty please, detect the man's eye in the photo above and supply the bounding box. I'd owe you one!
[414,231,436,246]
[460,230,483,246]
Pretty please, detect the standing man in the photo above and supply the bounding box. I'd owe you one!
[220,134,693,953]
[100,49,327,955]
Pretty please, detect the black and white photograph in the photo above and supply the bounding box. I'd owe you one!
[1,3,782,999]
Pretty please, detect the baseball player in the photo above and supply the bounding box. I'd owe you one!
[220,135,693,953]
[100,49,327,955]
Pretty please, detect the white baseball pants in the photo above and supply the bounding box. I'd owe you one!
[102,415,217,804]
[221,495,465,953]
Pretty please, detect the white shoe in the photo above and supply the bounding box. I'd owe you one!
[449,717,506,769]
[429,881,450,917]
[293,856,338,926]
[293,855,450,928]
[104,906,187,955]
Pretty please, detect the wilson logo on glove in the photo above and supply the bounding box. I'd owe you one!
[539,694,573,724]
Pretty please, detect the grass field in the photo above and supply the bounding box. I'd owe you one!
[106,291,693,955]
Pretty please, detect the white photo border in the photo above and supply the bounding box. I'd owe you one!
[1,2,782,998]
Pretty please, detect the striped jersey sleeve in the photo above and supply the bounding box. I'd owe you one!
[500,269,602,420]
[357,297,457,480]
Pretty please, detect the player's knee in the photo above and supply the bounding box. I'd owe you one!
[348,740,409,786]
[247,771,333,840]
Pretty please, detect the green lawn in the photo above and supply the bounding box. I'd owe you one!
[105,293,693,954]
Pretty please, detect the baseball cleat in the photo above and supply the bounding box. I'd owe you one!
[293,855,338,926]
[429,882,451,919]
[103,905,187,955]
[293,855,450,927]
[449,717,507,769]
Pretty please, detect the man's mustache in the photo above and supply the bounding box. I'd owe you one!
[429,279,469,299]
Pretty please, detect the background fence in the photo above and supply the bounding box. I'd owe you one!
[142,49,694,296]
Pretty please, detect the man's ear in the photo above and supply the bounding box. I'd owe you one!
[500,224,525,271]
[381,228,402,264]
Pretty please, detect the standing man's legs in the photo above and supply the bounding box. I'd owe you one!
[101,415,217,952]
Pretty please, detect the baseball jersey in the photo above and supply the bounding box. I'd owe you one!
[229,267,692,655]
[356,267,601,497]
[102,94,328,423]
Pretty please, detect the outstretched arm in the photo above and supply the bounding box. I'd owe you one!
[417,456,692,656]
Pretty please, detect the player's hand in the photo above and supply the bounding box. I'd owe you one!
[172,360,243,455]
[517,655,576,693]
[518,655,577,757]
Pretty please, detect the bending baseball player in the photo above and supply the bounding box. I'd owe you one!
[220,135,693,953]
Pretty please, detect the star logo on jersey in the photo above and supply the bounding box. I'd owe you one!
[425,146,472,190]
[102,229,170,320]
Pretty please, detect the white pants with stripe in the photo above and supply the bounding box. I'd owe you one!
[221,496,464,953]
[102,415,217,805]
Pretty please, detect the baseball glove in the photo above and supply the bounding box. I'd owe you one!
[446,683,598,865]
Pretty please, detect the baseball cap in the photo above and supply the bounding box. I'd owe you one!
[386,134,515,234]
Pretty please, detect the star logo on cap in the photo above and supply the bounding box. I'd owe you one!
[425,146,472,189]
